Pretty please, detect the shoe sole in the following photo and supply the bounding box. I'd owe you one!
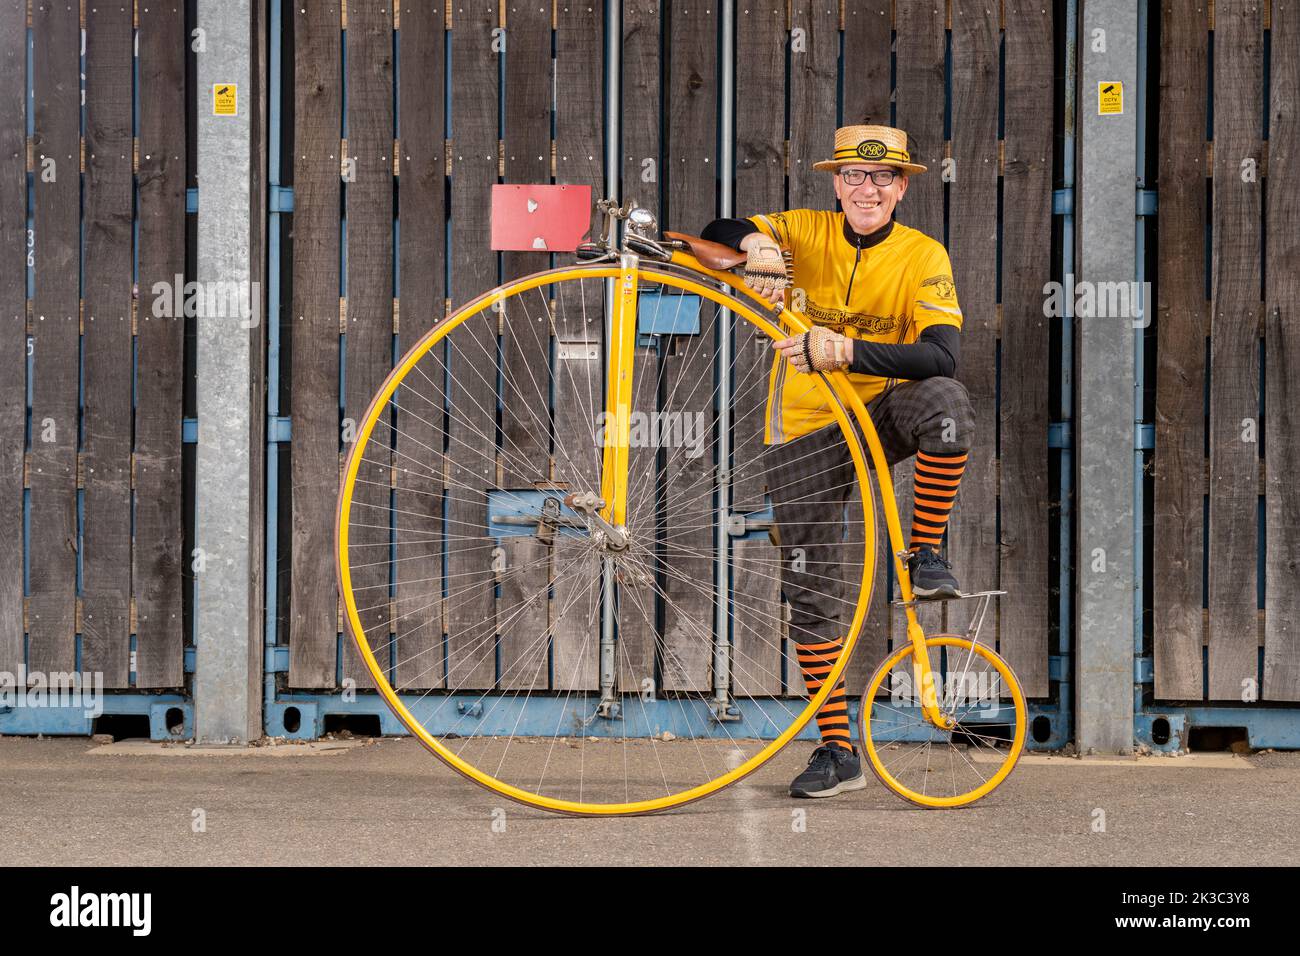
[789,772,868,799]
[911,583,962,600]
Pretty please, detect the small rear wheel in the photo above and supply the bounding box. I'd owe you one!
[858,635,1026,808]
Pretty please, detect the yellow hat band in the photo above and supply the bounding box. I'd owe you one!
[832,141,911,164]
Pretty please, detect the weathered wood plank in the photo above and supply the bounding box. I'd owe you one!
[946,0,1000,652]
[134,0,186,689]
[27,0,80,676]
[890,0,946,648]
[445,0,500,688]
[1153,0,1208,699]
[734,0,784,217]
[661,335,716,692]
[555,0,603,224]
[552,533,600,690]
[623,0,662,219]
[730,331,776,512]
[498,535,549,690]
[666,0,716,231]
[0,0,27,674]
[394,0,447,690]
[500,3,551,488]
[288,0,343,688]
[553,0,604,495]
[444,487,497,688]
[1207,1,1262,700]
[893,0,946,256]
[1263,0,1300,701]
[550,282,602,496]
[787,0,837,211]
[842,0,892,126]
[340,0,396,690]
[733,1,784,512]
[550,293,603,508]
[732,537,782,696]
[662,3,718,692]
[998,0,1054,698]
[496,2,553,693]
[81,2,135,687]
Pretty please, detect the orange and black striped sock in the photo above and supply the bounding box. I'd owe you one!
[909,449,968,552]
[796,639,852,751]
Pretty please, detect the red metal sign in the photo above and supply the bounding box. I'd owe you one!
[490,183,593,252]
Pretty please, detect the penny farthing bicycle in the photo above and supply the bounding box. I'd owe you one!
[336,198,1026,815]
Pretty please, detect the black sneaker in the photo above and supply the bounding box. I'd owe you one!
[906,547,962,600]
[789,744,867,798]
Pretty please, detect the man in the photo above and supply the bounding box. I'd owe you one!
[701,124,975,798]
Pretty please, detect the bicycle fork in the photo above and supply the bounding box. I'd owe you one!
[594,254,640,717]
[895,580,1006,730]
[893,547,954,731]
[597,254,640,528]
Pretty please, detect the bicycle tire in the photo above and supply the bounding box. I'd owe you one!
[858,635,1027,808]
[336,260,880,815]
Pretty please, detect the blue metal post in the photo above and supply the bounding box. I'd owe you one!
[1060,0,1077,746]
[1134,0,1148,674]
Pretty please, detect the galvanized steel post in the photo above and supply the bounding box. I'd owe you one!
[1074,0,1138,753]
[193,0,264,743]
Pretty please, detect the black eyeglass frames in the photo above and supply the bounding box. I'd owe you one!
[839,168,899,187]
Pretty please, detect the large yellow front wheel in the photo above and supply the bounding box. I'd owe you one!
[336,261,880,815]
[859,636,1026,808]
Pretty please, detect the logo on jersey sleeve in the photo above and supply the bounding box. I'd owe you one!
[921,274,956,301]
[753,212,795,248]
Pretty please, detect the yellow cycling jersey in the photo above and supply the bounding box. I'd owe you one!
[748,209,963,444]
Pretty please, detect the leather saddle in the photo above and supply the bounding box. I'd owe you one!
[662,230,748,271]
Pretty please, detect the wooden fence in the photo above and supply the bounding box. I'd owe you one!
[1154,0,1300,702]
[281,0,1057,698]
[6,0,1299,731]
[0,1,188,689]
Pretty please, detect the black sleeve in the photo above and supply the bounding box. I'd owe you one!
[700,217,761,251]
[848,323,960,380]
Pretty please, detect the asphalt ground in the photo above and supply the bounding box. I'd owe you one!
[1,736,1297,866]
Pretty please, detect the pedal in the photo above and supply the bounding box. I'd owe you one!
[891,589,1007,608]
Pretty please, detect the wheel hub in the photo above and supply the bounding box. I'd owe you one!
[564,491,630,552]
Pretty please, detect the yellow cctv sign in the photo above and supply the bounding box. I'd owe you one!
[1098,81,1123,115]
[213,84,238,116]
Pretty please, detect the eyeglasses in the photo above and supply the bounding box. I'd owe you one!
[839,168,899,187]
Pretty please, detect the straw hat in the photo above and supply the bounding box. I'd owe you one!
[812,124,927,175]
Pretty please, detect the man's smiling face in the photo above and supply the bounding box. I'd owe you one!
[833,162,909,235]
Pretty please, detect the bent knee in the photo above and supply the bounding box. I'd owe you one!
[918,377,974,451]
[929,375,972,409]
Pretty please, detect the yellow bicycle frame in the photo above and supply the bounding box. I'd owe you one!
[598,254,640,528]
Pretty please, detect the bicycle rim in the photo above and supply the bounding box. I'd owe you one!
[860,636,1027,808]
[335,262,878,815]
